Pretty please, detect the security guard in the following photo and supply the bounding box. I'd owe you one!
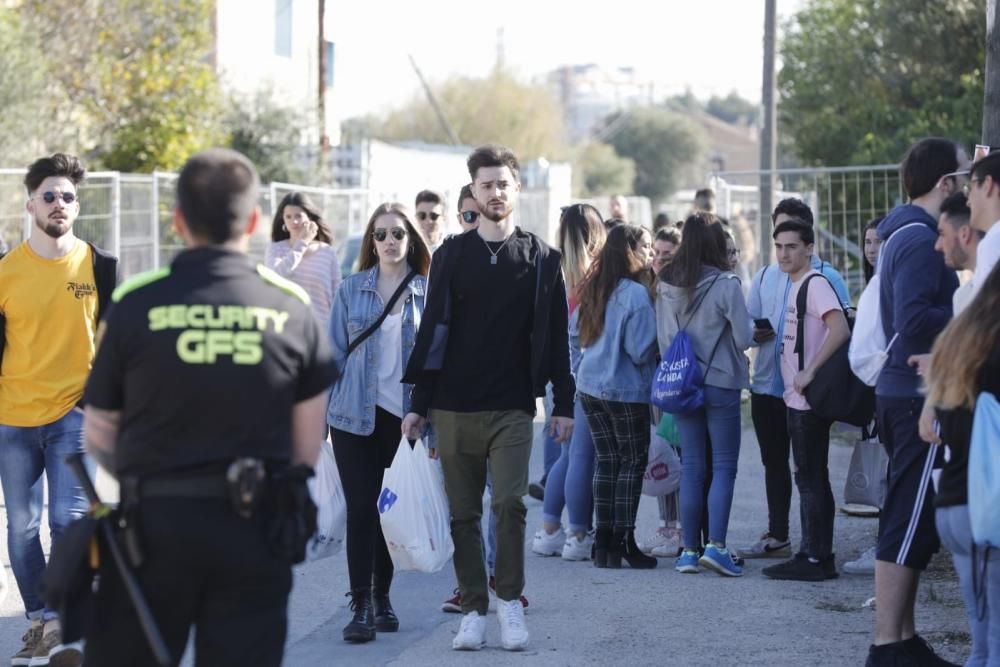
[81,149,335,666]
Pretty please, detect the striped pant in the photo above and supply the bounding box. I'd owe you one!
[579,394,650,532]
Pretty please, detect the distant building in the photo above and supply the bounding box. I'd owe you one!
[548,64,655,142]
[212,0,337,145]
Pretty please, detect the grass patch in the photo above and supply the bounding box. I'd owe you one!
[925,630,972,648]
[815,600,860,613]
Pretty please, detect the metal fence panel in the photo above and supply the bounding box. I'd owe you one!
[710,165,903,300]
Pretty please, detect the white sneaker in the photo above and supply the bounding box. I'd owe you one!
[843,545,877,575]
[496,598,529,651]
[561,532,594,561]
[642,527,682,558]
[531,526,565,556]
[452,612,487,651]
[739,531,792,559]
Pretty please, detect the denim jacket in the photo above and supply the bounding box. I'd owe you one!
[326,266,426,435]
[570,278,658,403]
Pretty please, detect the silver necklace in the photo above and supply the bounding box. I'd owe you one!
[479,232,513,265]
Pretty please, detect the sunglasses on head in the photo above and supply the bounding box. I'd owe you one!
[372,227,407,242]
[461,210,479,224]
[416,211,440,222]
[35,191,77,205]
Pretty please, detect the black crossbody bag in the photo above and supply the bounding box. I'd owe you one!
[347,270,417,355]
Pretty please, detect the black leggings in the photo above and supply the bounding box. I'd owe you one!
[331,407,402,592]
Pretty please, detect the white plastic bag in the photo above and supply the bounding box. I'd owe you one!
[378,438,454,572]
[642,427,682,497]
[306,440,346,561]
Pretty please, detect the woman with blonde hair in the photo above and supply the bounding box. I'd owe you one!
[921,262,1000,667]
[532,203,607,560]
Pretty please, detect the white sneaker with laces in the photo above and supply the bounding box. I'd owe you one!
[561,532,594,561]
[452,612,487,651]
[646,527,683,557]
[496,598,529,651]
[843,545,877,575]
[531,526,565,556]
[739,531,791,559]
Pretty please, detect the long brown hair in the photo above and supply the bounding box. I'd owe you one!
[926,262,1000,409]
[577,224,650,347]
[271,191,334,244]
[660,212,730,302]
[558,203,607,294]
[356,203,431,276]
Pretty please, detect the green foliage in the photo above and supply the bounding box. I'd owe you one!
[0,10,45,166]
[604,108,706,201]
[20,0,224,172]
[706,91,760,125]
[226,90,312,185]
[779,0,984,166]
[571,142,636,197]
[374,69,568,161]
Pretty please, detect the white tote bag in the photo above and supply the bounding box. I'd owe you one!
[306,440,347,561]
[642,427,682,497]
[378,438,454,573]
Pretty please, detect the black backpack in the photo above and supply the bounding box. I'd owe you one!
[795,274,875,427]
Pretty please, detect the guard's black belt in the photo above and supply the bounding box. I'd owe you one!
[139,474,229,499]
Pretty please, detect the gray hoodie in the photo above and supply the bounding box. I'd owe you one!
[656,266,752,390]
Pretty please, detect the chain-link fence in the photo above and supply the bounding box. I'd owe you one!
[710,165,903,300]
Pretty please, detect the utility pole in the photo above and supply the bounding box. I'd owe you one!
[408,54,460,146]
[984,0,1000,146]
[317,0,330,184]
[759,0,777,265]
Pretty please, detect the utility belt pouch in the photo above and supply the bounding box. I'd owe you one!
[226,458,267,519]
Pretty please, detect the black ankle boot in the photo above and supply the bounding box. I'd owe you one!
[606,530,625,569]
[593,528,612,568]
[372,590,399,632]
[621,530,657,569]
[343,588,376,643]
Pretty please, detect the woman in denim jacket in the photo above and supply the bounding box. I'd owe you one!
[327,203,431,644]
[570,224,658,569]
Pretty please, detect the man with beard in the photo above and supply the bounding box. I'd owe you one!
[402,144,574,652]
[0,153,117,667]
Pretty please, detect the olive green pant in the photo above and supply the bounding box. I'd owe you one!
[431,409,533,615]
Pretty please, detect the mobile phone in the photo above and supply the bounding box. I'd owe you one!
[754,318,774,331]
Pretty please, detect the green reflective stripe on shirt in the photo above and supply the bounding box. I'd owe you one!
[112,267,171,302]
[255,265,310,305]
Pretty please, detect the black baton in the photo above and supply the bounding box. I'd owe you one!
[65,454,172,667]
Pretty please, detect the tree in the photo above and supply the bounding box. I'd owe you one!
[780,0,983,166]
[603,108,705,201]
[706,91,760,126]
[372,69,568,161]
[20,0,224,172]
[0,10,46,166]
[226,90,313,185]
[571,142,636,197]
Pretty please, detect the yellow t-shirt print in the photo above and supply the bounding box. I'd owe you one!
[0,240,98,427]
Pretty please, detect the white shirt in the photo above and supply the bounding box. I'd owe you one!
[971,220,1000,298]
[375,312,404,418]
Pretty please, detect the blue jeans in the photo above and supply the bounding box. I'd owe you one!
[542,400,595,533]
[936,504,1000,667]
[483,468,497,575]
[675,386,741,549]
[540,385,560,484]
[0,408,93,620]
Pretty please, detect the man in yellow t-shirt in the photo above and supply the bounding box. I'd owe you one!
[0,154,117,667]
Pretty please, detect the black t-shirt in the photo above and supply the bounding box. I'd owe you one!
[432,229,536,413]
[935,342,1000,508]
[84,247,336,478]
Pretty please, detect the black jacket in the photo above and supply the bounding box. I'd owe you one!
[0,241,118,371]
[402,228,576,418]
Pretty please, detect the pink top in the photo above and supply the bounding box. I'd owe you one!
[780,270,842,411]
[264,241,341,326]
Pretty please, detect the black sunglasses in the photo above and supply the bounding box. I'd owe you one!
[416,211,441,222]
[461,210,479,224]
[35,191,77,205]
[372,227,407,242]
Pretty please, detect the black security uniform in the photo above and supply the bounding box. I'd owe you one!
[82,247,335,667]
